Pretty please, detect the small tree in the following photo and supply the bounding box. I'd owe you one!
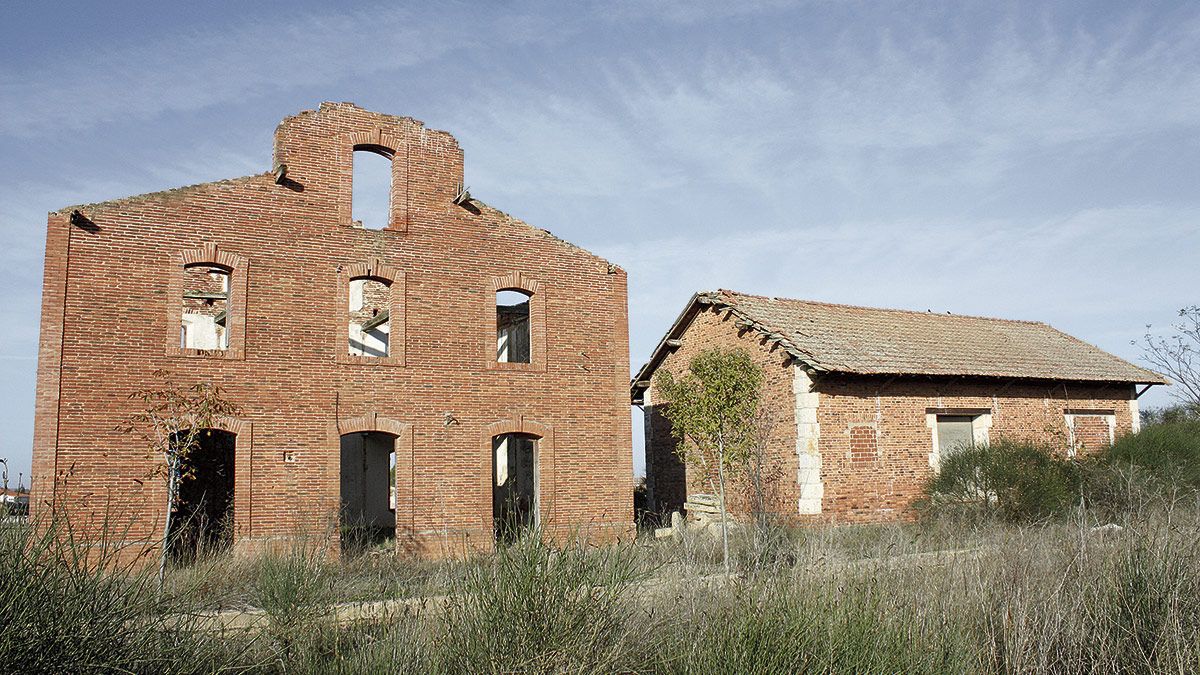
[654,347,763,577]
[1138,306,1200,414]
[117,370,241,590]
[742,407,783,552]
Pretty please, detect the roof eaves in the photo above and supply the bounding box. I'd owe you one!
[630,291,826,404]
[631,293,704,401]
[711,291,826,373]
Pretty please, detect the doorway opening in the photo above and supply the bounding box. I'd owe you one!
[493,433,538,542]
[169,429,236,563]
[340,431,397,553]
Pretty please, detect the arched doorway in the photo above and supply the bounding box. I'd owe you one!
[169,428,236,562]
[340,431,397,553]
[492,432,538,543]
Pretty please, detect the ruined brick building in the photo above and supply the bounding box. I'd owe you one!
[634,290,1165,523]
[32,103,633,556]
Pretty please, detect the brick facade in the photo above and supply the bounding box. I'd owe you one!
[31,103,633,557]
[642,305,1141,524]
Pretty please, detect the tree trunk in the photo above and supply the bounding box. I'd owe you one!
[717,437,730,580]
[158,453,179,592]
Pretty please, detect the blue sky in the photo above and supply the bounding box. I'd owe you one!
[2,1,1197,482]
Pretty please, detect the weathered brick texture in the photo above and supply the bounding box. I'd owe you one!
[643,306,1139,524]
[31,103,633,557]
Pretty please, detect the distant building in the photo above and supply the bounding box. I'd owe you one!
[634,290,1165,522]
[2,488,30,520]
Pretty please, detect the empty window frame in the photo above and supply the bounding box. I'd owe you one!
[181,264,231,351]
[348,277,391,357]
[496,290,531,364]
[351,146,393,230]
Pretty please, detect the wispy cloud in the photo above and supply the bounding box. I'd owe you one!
[2,2,1197,479]
[0,3,556,137]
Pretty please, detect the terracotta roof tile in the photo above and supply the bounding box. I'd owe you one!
[710,290,1165,383]
[633,290,1166,393]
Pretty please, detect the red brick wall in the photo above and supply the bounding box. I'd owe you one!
[643,305,1138,524]
[1069,413,1115,455]
[643,307,798,522]
[816,378,1133,522]
[31,103,633,556]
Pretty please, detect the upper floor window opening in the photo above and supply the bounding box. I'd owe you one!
[181,264,231,351]
[496,289,531,364]
[349,277,391,357]
[352,145,394,230]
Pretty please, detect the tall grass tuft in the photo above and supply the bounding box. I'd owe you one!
[0,516,234,673]
[432,533,648,673]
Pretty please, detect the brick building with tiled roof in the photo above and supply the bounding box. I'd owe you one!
[633,290,1166,523]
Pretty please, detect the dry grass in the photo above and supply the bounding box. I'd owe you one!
[6,424,1200,672]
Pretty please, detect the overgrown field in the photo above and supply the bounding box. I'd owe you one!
[4,421,1200,673]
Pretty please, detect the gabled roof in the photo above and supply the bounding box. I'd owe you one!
[632,290,1166,402]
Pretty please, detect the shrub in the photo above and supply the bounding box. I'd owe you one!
[924,440,1083,523]
[1102,421,1200,491]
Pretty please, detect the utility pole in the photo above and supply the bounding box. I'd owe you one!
[0,457,8,517]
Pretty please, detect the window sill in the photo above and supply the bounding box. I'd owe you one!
[167,346,244,360]
[338,353,405,367]
[486,360,545,373]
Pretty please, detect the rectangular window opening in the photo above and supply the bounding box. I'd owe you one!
[936,415,977,458]
[493,433,537,542]
[181,266,230,351]
[349,278,390,357]
[352,148,393,230]
[339,431,397,553]
[496,290,531,364]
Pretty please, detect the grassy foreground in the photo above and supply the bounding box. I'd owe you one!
[3,424,1200,673]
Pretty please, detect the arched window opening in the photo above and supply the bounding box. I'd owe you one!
[349,278,391,357]
[181,265,230,351]
[496,290,531,364]
[352,147,393,230]
[169,428,236,563]
[493,432,537,542]
[340,431,396,553]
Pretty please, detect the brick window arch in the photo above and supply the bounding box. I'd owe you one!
[166,243,248,359]
[339,131,409,232]
[486,272,546,372]
[481,416,555,540]
[327,412,415,550]
[337,258,405,366]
